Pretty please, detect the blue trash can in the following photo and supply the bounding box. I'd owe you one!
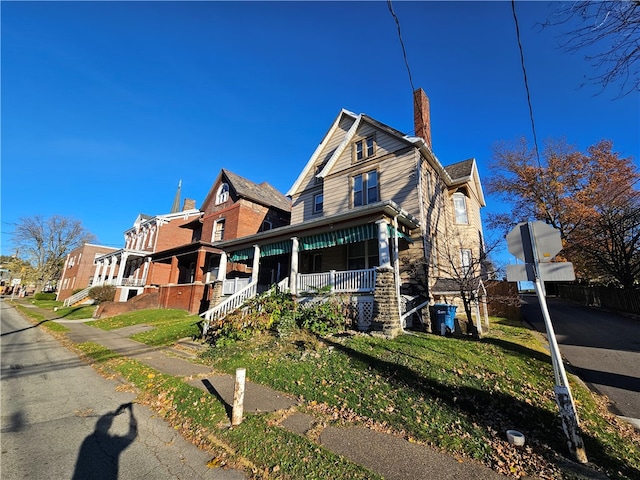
[433,304,457,336]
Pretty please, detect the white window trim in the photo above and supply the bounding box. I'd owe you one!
[453,192,469,224]
[353,170,379,207]
[216,183,229,205]
[213,218,226,242]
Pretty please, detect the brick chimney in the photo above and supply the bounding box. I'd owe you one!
[182,198,196,211]
[413,88,432,150]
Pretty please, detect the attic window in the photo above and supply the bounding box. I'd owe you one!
[314,164,325,185]
[259,220,273,232]
[354,135,376,162]
[216,183,229,204]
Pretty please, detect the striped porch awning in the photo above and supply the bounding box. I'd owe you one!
[229,248,254,262]
[387,224,414,243]
[260,240,292,257]
[229,240,293,262]
[299,223,377,251]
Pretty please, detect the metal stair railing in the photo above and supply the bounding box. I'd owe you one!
[63,286,92,307]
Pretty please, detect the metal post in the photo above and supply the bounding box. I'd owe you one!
[528,223,587,464]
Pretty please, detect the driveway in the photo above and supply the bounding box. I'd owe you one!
[520,294,640,424]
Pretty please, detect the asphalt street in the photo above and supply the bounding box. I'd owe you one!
[0,299,246,480]
[520,294,640,424]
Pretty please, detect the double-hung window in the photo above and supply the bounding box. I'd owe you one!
[314,193,323,214]
[453,192,468,224]
[354,135,376,161]
[460,249,472,275]
[213,219,225,241]
[353,170,379,207]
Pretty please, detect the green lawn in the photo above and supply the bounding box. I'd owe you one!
[199,321,639,479]
[90,308,202,346]
[18,297,640,479]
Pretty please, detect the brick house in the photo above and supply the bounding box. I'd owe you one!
[56,243,118,303]
[91,200,201,303]
[201,89,486,338]
[148,169,291,313]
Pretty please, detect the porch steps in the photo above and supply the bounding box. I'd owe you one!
[63,286,92,307]
[167,338,208,359]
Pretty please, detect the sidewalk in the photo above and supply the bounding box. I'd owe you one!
[20,302,512,479]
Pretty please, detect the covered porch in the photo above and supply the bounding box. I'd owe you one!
[92,248,150,302]
[203,201,421,337]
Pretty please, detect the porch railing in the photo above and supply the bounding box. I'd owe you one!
[222,277,251,295]
[63,286,92,307]
[98,278,145,287]
[200,280,258,334]
[297,269,376,293]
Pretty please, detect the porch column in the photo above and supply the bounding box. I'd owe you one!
[195,248,206,283]
[108,256,118,284]
[217,252,228,281]
[93,260,104,286]
[115,252,129,286]
[141,257,151,286]
[169,255,179,284]
[290,237,299,295]
[376,220,391,269]
[251,245,260,283]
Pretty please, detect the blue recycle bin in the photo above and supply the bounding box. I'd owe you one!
[433,304,457,336]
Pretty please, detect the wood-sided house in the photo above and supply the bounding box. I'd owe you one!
[201,89,486,338]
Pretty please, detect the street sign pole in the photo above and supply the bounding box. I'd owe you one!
[527,223,587,464]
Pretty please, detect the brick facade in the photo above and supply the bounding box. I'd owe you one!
[56,243,118,302]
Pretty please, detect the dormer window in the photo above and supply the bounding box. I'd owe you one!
[354,135,376,162]
[216,183,229,204]
[259,220,273,232]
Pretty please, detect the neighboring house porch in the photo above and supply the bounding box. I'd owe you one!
[91,248,151,301]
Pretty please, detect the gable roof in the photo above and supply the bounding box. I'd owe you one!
[445,158,474,180]
[445,158,486,207]
[204,169,291,213]
[286,109,358,196]
[287,108,460,197]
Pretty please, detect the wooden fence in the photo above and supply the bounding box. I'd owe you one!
[484,280,521,321]
[557,285,640,316]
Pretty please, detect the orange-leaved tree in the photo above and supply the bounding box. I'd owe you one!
[487,138,639,288]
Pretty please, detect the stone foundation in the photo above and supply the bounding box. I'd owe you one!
[371,266,402,339]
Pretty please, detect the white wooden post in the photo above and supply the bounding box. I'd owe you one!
[231,368,246,426]
[474,300,483,336]
[115,252,129,286]
[375,220,391,268]
[290,237,299,295]
[217,252,228,281]
[251,245,260,283]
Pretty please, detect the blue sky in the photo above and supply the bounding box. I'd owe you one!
[2,1,638,267]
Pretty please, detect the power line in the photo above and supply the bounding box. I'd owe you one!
[511,0,542,169]
[387,1,416,96]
